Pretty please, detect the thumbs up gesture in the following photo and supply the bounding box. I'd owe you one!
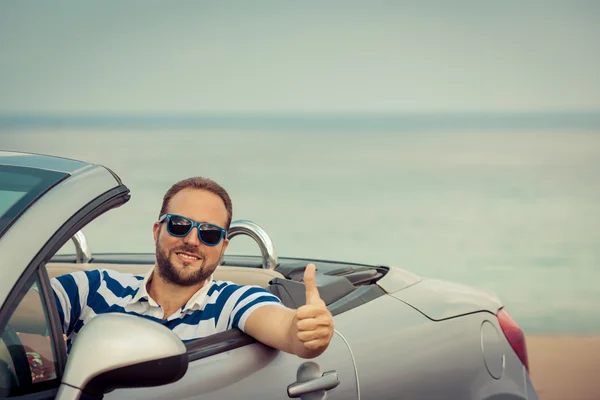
[295,264,334,355]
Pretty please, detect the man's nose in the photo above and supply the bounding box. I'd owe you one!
[183,227,201,246]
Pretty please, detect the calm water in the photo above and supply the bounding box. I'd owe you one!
[1,124,599,334]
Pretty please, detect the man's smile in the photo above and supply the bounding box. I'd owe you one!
[175,251,202,262]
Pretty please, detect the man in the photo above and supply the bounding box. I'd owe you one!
[51,177,334,359]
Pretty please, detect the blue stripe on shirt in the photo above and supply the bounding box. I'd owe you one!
[84,270,102,304]
[55,274,81,335]
[231,295,280,330]
[72,318,85,335]
[53,291,65,330]
[226,286,264,328]
[86,283,111,315]
[169,307,218,330]
[87,290,140,317]
[167,303,220,330]
[102,270,139,298]
[213,284,242,325]
[207,281,228,297]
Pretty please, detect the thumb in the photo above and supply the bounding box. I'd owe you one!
[303,264,321,305]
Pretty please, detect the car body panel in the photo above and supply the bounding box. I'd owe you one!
[390,278,504,320]
[104,332,358,400]
[0,164,119,306]
[375,264,422,293]
[332,294,531,400]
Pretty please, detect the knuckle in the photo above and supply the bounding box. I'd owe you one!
[297,320,314,331]
[306,341,322,351]
[304,341,316,350]
[296,307,309,319]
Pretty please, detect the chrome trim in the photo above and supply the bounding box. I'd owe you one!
[227,220,278,270]
[72,230,91,263]
[333,329,361,400]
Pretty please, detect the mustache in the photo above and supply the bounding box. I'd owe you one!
[172,245,205,259]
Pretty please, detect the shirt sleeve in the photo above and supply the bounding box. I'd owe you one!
[50,270,101,335]
[227,286,283,332]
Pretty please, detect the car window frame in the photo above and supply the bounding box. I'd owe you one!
[0,165,69,240]
[0,184,131,399]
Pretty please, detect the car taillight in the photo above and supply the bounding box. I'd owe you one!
[497,308,529,371]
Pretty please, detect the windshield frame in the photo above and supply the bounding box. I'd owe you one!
[0,165,68,238]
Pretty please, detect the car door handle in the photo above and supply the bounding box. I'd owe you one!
[287,371,340,398]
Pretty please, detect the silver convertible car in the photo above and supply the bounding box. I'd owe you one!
[0,150,539,400]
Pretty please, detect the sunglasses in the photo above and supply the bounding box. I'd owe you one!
[158,214,227,246]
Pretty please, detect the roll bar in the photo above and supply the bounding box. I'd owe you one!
[70,219,278,269]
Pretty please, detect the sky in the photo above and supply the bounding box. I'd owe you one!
[1,1,600,115]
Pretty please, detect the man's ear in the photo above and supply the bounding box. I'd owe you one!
[152,221,160,243]
[218,238,229,265]
[221,238,229,253]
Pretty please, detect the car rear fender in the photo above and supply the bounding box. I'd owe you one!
[389,277,504,320]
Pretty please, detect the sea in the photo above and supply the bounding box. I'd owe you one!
[1,113,599,335]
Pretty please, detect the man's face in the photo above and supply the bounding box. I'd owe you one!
[152,188,229,286]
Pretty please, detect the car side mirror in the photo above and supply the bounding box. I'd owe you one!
[56,313,188,400]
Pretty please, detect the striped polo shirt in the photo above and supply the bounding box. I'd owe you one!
[50,268,283,348]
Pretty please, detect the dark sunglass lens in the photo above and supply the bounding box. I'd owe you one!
[168,216,192,236]
[199,227,222,245]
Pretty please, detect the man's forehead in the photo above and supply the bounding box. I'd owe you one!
[167,188,228,224]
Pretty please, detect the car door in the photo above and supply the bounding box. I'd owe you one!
[105,327,358,400]
[0,159,132,399]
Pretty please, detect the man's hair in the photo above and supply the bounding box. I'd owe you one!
[159,177,233,230]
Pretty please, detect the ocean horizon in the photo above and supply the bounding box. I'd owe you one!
[1,117,599,335]
[2,111,600,132]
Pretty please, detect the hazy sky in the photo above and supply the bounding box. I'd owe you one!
[1,1,599,114]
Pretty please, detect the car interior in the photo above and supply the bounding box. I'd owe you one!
[45,256,388,314]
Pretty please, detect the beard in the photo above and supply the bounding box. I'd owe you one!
[155,242,219,287]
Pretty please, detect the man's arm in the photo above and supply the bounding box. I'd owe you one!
[243,264,334,359]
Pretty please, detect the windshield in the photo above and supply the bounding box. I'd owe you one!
[0,165,67,237]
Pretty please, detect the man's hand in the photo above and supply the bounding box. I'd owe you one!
[295,264,334,355]
[242,263,334,359]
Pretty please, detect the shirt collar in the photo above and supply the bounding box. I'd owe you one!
[182,275,214,311]
[129,267,213,311]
